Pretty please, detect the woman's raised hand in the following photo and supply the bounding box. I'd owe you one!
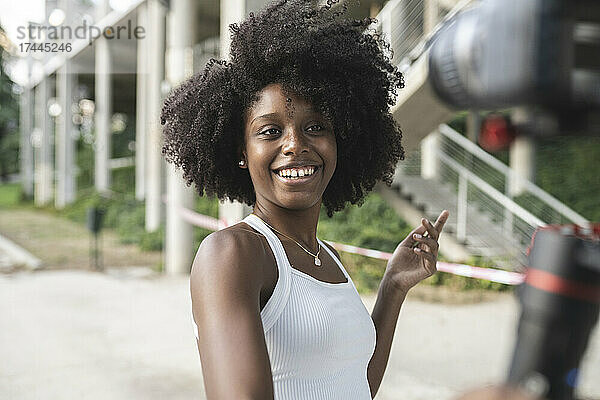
[384,210,449,294]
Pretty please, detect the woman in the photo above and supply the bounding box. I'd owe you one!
[161,0,448,398]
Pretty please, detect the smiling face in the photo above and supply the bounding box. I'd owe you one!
[241,83,337,213]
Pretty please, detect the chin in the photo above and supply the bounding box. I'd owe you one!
[275,193,321,211]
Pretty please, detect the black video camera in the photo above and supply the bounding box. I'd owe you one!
[427,1,600,398]
[509,226,600,400]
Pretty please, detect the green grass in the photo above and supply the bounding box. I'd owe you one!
[0,183,22,208]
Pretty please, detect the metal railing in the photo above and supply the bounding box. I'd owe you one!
[437,124,590,227]
[399,124,590,264]
[377,0,424,66]
[375,0,474,70]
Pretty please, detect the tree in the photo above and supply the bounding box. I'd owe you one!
[0,25,20,182]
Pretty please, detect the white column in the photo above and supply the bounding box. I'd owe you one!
[464,110,480,174]
[145,0,167,232]
[34,78,53,206]
[55,60,76,208]
[94,1,112,195]
[217,0,263,226]
[466,110,481,143]
[509,135,536,197]
[457,173,467,242]
[135,2,148,201]
[421,130,439,180]
[20,85,34,199]
[164,0,196,275]
[219,0,245,63]
[424,0,440,35]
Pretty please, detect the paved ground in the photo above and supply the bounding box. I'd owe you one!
[2,268,599,400]
[1,207,599,399]
[0,246,12,270]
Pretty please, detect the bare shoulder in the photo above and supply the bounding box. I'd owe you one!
[191,223,268,297]
[194,223,267,265]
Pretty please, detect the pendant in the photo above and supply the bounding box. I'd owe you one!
[314,257,321,266]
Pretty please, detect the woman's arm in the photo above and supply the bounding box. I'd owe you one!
[367,274,408,397]
[367,211,449,398]
[190,229,274,400]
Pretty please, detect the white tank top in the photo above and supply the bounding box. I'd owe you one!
[192,214,377,399]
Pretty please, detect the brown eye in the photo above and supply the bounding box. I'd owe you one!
[306,124,323,133]
[259,127,281,136]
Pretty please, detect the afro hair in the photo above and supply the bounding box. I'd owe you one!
[161,0,405,217]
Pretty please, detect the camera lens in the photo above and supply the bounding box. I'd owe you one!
[508,229,600,400]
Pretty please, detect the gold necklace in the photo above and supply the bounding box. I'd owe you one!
[252,214,322,266]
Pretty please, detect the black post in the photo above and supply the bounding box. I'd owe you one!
[86,207,105,271]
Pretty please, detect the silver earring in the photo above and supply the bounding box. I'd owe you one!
[238,160,246,166]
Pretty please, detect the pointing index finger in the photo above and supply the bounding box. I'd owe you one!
[434,210,449,233]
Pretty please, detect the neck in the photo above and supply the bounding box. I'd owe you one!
[252,200,321,251]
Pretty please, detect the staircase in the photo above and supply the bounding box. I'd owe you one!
[382,123,590,269]
[391,176,521,261]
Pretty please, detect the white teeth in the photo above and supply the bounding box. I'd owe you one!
[277,166,317,179]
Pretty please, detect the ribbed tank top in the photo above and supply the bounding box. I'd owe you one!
[192,214,377,399]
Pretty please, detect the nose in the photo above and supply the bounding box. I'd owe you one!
[281,127,309,156]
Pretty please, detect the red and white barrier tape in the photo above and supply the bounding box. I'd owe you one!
[323,241,524,285]
[178,206,228,231]
[173,203,525,285]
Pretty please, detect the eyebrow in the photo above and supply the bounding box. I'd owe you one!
[250,112,280,125]
[250,109,324,125]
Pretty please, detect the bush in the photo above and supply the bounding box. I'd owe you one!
[318,192,413,253]
[317,193,413,292]
[57,181,221,253]
[112,166,136,195]
[139,226,164,251]
[535,136,600,222]
[0,182,22,207]
[57,187,151,249]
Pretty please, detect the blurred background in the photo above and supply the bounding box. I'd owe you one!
[0,0,598,399]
